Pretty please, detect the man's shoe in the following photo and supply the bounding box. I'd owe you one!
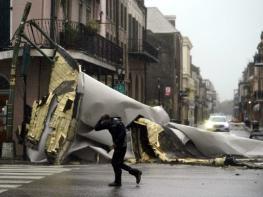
[135,170,142,184]
[108,182,122,187]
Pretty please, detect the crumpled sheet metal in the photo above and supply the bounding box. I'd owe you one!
[65,72,170,163]
[26,53,79,163]
[66,120,136,162]
[132,119,263,168]
[168,123,263,158]
[25,48,263,167]
[132,118,229,166]
[134,118,170,162]
[77,72,170,127]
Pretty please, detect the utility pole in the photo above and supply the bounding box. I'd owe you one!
[1,2,32,159]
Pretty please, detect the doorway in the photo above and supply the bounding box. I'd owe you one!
[0,75,9,143]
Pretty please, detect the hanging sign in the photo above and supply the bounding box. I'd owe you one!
[165,86,171,96]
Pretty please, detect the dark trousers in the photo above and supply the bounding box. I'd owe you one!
[111,146,137,183]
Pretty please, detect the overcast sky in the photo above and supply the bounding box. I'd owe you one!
[145,0,263,101]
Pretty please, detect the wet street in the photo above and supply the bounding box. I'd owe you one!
[229,123,250,138]
[199,122,251,138]
[0,164,262,197]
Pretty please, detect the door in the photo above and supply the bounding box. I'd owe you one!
[0,75,9,142]
[0,0,10,49]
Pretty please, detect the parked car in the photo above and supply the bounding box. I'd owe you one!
[205,115,230,132]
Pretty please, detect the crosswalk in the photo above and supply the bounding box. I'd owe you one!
[0,164,71,194]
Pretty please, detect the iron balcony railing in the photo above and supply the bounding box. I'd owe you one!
[128,39,158,61]
[25,19,123,65]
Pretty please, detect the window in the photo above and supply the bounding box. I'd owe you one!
[106,32,110,40]
[124,6,127,30]
[79,0,83,23]
[86,0,91,21]
[110,0,112,19]
[120,3,123,28]
[128,14,132,40]
[112,0,116,22]
[106,0,109,17]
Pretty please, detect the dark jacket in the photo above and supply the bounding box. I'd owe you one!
[94,117,127,148]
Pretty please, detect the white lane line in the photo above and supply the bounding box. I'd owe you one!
[0,166,71,195]
[0,172,55,176]
[0,166,67,169]
[0,168,70,172]
[0,166,68,169]
[0,176,44,179]
[0,180,32,184]
[0,168,70,173]
[0,170,67,173]
[0,184,21,188]
[0,189,7,194]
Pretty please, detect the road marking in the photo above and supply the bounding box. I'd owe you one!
[0,175,44,179]
[0,165,70,195]
[0,172,55,176]
[0,184,21,188]
[0,189,7,194]
[0,180,32,184]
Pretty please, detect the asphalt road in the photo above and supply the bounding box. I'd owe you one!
[0,164,262,197]
[229,123,250,138]
[199,122,251,138]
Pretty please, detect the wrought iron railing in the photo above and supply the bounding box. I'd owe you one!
[24,19,123,65]
[128,39,158,60]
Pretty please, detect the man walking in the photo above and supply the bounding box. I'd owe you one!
[95,114,142,187]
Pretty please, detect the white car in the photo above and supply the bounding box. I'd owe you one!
[205,115,230,132]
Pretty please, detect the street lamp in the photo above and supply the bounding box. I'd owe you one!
[116,66,125,83]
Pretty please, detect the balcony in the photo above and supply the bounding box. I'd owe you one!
[128,39,159,63]
[25,19,123,66]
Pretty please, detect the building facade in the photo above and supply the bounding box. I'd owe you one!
[145,8,182,120]
[181,36,194,125]
[236,32,263,126]
[0,0,124,156]
[127,0,158,102]
[191,64,203,125]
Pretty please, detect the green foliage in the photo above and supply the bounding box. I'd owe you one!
[86,20,99,34]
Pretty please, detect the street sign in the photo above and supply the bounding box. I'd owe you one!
[114,83,125,94]
[165,86,171,96]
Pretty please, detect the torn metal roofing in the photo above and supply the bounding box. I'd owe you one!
[24,35,263,169]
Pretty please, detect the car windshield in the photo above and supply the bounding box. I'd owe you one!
[209,116,226,122]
